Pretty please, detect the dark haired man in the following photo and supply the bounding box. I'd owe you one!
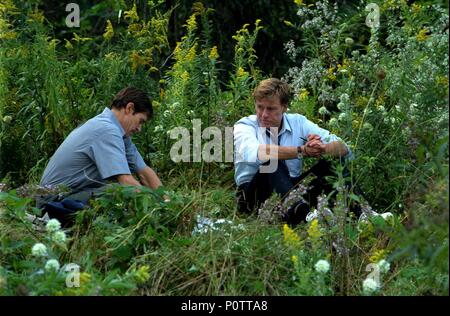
[39,87,163,208]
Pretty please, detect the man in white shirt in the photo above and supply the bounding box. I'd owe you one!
[233,78,354,224]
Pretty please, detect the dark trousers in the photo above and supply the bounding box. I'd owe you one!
[236,159,361,224]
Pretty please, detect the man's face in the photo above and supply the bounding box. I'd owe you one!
[255,96,287,128]
[123,103,149,136]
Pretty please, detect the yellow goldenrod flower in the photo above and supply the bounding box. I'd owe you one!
[291,255,299,266]
[185,43,197,62]
[283,224,301,247]
[181,70,190,82]
[436,75,449,86]
[209,46,219,60]
[299,88,309,101]
[411,3,421,13]
[79,272,92,287]
[294,0,304,6]
[185,13,197,33]
[369,249,388,263]
[237,67,248,78]
[327,67,336,81]
[27,9,45,24]
[72,32,92,43]
[129,50,148,72]
[124,2,139,22]
[135,265,150,283]
[103,19,114,40]
[416,28,429,41]
[307,219,322,241]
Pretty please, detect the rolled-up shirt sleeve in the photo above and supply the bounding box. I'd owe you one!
[124,137,147,173]
[89,132,131,180]
[234,123,264,164]
[302,118,354,160]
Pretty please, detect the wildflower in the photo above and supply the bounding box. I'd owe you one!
[338,112,349,121]
[2,115,12,124]
[53,231,67,244]
[345,37,354,45]
[103,19,114,40]
[154,125,163,132]
[294,0,304,5]
[362,122,373,132]
[283,224,301,247]
[185,44,197,62]
[237,67,248,78]
[185,13,197,33]
[363,278,380,294]
[291,255,299,266]
[46,219,61,232]
[209,46,219,60]
[299,89,309,100]
[318,106,329,115]
[327,67,336,81]
[307,219,322,241]
[124,3,139,22]
[135,265,150,283]
[416,28,429,41]
[377,259,391,273]
[328,118,338,128]
[45,259,60,272]
[314,259,330,273]
[181,71,190,82]
[340,93,350,103]
[31,243,47,257]
[369,249,387,263]
[337,102,346,111]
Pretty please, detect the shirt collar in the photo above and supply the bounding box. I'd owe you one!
[280,113,292,135]
[103,107,126,138]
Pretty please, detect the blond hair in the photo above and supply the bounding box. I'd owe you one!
[252,78,292,106]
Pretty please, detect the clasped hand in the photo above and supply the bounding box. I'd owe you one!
[303,134,325,157]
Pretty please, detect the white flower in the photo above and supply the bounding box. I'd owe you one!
[2,115,12,124]
[46,219,61,232]
[314,259,330,273]
[328,118,338,128]
[338,112,349,121]
[339,93,350,103]
[345,37,354,45]
[53,231,67,244]
[154,125,163,132]
[377,259,391,273]
[362,122,373,132]
[363,278,380,294]
[31,243,47,257]
[45,259,60,272]
[318,106,329,115]
[337,102,346,111]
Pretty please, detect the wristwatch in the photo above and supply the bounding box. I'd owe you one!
[297,146,304,159]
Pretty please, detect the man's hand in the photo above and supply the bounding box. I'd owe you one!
[303,134,325,157]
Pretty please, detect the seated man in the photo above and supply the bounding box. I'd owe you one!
[234,78,355,225]
[38,86,163,215]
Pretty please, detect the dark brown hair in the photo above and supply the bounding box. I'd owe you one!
[111,87,153,119]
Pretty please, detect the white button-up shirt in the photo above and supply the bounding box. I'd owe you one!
[233,113,353,186]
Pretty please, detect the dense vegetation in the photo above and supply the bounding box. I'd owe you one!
[0,0,448,295]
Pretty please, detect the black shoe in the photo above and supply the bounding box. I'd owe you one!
[283,200,310,226]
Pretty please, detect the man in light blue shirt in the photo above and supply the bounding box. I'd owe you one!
[39,87,163,208]
[234,78,354,224]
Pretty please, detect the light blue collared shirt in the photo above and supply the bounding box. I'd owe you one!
[40,108,147,190]
[233,113,353,186]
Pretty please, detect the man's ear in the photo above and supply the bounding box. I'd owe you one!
[125,102,135,114]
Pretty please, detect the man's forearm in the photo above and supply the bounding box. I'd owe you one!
[138,166,162,190]
[257,144,298,161]
[324,141,348,157]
